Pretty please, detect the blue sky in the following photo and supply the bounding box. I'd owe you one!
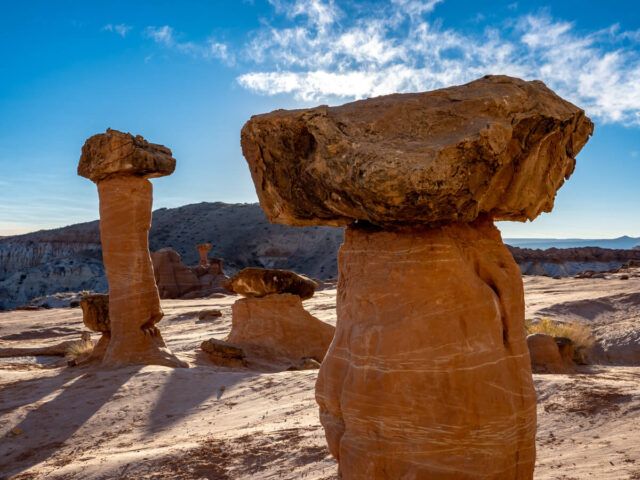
[0,0,639,238]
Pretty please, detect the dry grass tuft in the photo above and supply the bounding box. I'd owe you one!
[65,338,95,362]
[525,317,595,363]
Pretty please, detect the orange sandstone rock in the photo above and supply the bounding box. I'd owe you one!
[240,75,593,479]
[78,129,186,368]
[316,220,537,478]
[527,334,572,374]
[197,243,212,266]
[228,293,334,363]
[151,248,201,299]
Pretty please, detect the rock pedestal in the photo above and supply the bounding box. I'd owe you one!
[78,129,186,368]
[197,243,212,266]
[229,293,334,363]
[316,219,536,478]
[240,75,593,479]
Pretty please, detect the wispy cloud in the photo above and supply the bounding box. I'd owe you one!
[103,23,132,38]
[144,25,234,65]
[236,0,640,126]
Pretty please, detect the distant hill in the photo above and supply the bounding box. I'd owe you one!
[1,201,639,310]
[505,236,640,250]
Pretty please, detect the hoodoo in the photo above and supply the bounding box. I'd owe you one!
[241,75,594,479]
[78,128,187,368]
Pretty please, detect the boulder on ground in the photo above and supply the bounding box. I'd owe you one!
[80,293,110,332]
[527,333,572,373]
[198,309,222,321]
[201,338,246,368]
[226,267,317,300]
[241,75,593,227]
[228,293,334,362]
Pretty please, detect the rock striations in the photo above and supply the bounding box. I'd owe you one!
[78,129,186,368]
[241,75,594,479]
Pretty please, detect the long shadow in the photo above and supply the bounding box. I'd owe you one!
[0,366,88,415]
[145,352,257,435]
[0,365,141,477]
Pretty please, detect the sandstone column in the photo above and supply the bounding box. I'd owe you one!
[78,129,187,368]
[240,76,594,479]
[197,242,212,266]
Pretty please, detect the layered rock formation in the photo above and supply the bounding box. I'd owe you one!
[225,267,317,300]
[241,75,594,478]
[78,129,186,368]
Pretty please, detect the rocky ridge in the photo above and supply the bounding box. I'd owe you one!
[1,202,638,310]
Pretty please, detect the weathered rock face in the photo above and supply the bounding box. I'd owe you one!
[316,220,537,478]
[228,293,335,363]
[78,129,186,368]
[97,176,185,367]
[78,128,175,182]
[226,267,317,300]
[80,293,110,332]
[151,248,201,299]
[241,75,593,227]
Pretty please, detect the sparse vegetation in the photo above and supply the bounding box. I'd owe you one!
[525,317,595,363]
[65,337,94,362]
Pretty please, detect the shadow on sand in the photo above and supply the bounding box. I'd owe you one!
[0,365,141,477]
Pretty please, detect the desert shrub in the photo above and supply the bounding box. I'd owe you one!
[525,317,595,364]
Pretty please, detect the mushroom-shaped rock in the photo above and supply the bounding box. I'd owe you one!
[226,267,318,300]
[240,76,593,479]
[241,75,593,228]
[78,129,186,368]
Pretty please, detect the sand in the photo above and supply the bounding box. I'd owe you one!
[1,276,639,479]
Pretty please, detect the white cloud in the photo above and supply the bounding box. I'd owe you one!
[237,1,640,126]
[144,25,234,65]
[103,23,132,38]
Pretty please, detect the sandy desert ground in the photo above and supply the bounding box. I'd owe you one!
[1,273,640,479]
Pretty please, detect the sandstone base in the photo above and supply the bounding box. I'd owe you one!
[228,293,335,363]
[98,176,186,368]
[316,219,536,479]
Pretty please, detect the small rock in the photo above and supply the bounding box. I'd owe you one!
[198,309,222,320]
[201,339,246,368]
[620,274,630,280]
[287,357,322,371]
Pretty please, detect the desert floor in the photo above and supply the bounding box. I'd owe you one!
[1,275,639,479]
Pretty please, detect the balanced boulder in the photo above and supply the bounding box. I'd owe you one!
[226,267,317,300]
[242,75,593,228]
[78,129,186,368]
[240,75,593,479]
